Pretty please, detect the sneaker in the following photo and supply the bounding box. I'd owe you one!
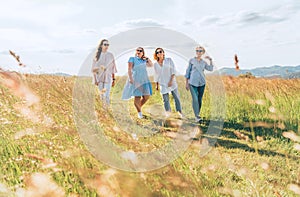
[132,133,138,140]
[165,111,171,118]
[137,112,143,119]
[195,117,202,123]
[177,112,183,119]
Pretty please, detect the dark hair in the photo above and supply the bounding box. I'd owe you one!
[136,47,145,59]
[153,47,165,61]
[95,39,108,61]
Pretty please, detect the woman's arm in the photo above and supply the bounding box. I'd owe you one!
[156,82,159,91]
[111,73,115,87]
[91,59,100,73]
[93,74,98,86]
[92,67,100,72]
[168,58,176,87]
[128,62,134,84]
[204,56,214,71]
[146,58,153,67]
[168,74,175,87]
[184,61,192,79]
[91,59,98,85]
[185,61,192,91]
[153,63,159,90]
[185,78,190,91]
[110,54,117,87]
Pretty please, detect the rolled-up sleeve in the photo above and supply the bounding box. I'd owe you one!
[204,61,214,71]
[169,58,176,75]
[185,61,192,79]
[153,64,159,82]
[110,54,117,74]
[91,59,96,72]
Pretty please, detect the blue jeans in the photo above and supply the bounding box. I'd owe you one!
[162,88,182,113]
[189,84,205,118]
[98,82,112,106]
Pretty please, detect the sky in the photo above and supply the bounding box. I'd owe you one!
[0,0,300,75]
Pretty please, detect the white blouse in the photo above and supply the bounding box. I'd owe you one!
[154,57,178,94]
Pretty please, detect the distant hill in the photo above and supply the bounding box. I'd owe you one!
[287,71,300,79]
[51,72,72,77]
[215,65,300,78]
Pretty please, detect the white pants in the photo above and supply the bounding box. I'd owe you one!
[98,82,112,106]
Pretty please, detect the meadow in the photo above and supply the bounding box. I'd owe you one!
[0,72,300,196]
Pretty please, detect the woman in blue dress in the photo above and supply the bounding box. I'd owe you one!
[122,47,153,119]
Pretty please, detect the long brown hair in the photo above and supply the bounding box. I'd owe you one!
[153,47,165,61]
[95,39,108,61]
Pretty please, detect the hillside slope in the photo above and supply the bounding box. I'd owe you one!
[0,73,300,196]
[216,65,300,78]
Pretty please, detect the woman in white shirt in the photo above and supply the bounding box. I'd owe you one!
[153,48,182,118]
[91,39,117,106]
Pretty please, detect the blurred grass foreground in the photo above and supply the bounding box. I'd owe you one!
[0,71,300,196]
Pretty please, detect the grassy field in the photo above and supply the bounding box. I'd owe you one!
[0,73,300,196]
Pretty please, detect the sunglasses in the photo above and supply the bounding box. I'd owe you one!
[103,43,109,46]
[196,50,203,53]
[136,49,143,52]
[156,50,163,54]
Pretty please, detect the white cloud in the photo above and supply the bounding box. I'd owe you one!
[1,0,300,74]
[0,28,50,50]
[49,49,76,54]
[0,1,83,28]
[122,18,164,28]
[82,29,98,35]
[185,10,289,28]
[177,0,299,28]
[0,1,94,49]
[0,50,9,55]
[198,16,221,25]
[272,40,300,46]
[101,18,164,36]
[235,11,287,25]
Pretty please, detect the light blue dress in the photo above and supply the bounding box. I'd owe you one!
[122,56,152,100]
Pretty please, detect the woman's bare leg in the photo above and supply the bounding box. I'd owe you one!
[134,96,142,112]
[141,95,150,107]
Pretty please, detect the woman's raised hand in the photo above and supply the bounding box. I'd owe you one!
[205,56,212,61]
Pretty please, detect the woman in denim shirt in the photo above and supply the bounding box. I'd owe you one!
[185,46,214,122]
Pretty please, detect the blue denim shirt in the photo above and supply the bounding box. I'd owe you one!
[185,57,213,87]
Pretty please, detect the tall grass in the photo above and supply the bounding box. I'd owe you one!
[0,73,299,196]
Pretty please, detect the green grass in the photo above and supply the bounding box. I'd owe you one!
[0,74,300,196]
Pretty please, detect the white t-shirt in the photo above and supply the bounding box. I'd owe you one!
[154,57,178,94]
